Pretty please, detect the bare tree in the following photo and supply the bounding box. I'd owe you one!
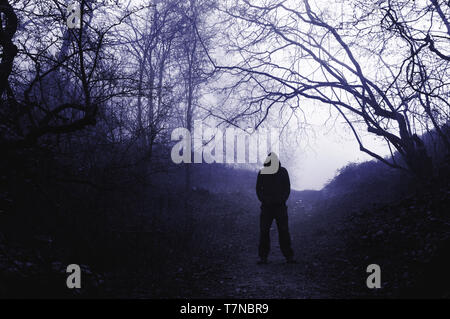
[174,0,217,190]
[0,0,139,150]
[377,0,450,152]
[0,0,17,99]
[120,0,179,167]
[206,0,449,178]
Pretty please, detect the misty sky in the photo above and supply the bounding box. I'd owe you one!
[285,118,390,191]
[193,0,396,191]
[126,0,407,190]
[246,96,392,191]
[199,91,391,191]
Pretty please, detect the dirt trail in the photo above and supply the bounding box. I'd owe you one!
[174,193,333,299]
[216,236,330,298]
[213,197,330,298]
[128,191,335,299]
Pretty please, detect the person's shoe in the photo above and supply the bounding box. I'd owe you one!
[286,258,297,264]
[257,258,268,265]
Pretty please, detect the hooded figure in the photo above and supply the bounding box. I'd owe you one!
[256,152,290,205]
[256,153,295,264]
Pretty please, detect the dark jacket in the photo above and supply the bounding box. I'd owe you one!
[256,164,291,206]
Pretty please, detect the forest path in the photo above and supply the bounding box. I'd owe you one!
[215,226,331,298]
[179,192,335,299]
[128,191,337,299]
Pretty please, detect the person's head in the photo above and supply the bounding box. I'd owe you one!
[261,152,280,174]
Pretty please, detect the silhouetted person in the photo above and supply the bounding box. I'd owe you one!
[256,152,295,264]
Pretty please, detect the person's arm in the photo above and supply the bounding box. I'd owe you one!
[256,172,263,202]
[282,168,291,202]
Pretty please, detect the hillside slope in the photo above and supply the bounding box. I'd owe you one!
[1,158,449,298]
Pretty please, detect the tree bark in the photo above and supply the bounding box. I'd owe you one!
[0,0,18,98]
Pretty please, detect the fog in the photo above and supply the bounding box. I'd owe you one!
[287,124,391,190]
[254,103,392,190]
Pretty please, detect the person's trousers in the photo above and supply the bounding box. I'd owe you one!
[258,204,294,260]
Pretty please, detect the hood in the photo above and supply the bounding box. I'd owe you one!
[264,152,280,167]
